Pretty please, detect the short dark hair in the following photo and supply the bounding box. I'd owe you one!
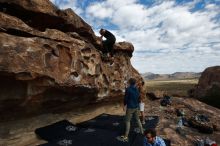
[129,78,136,85]
[144,129,157,137]
[99,28,105,34]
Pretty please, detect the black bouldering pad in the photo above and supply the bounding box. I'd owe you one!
[39,128,129,146]
[35,120,79,141]
[36,114,161,146]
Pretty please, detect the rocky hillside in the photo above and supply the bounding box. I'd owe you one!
[189,66,220,108]
[0,0,143,121]
[142,72,201,81]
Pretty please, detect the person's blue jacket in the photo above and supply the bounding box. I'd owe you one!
[143,136,166,146]
[124,85,140,109]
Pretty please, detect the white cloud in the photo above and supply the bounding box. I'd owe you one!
[106,0,138,9]
[107,1,220,73]
[86,3,114,19]
[50,0,83,15]
[132,51,220,74]
[112,4,148,29]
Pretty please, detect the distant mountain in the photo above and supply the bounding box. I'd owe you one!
[142,72,201,80]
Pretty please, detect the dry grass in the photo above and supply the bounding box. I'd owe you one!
[145,79,198,97]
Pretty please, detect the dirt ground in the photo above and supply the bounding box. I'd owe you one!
[0,97,220,146]
[144,97,220,146]
[146,79,198,97]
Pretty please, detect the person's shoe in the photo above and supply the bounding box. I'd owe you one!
[117,135,128,142]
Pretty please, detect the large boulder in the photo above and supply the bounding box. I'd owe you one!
[0,0,144,120]
[113,41,134,57]
[189,66,220,108]
[0,0,100,48]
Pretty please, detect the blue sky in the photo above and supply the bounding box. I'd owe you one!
[50,0,220,74]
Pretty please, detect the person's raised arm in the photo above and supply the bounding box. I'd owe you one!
[100,35,103,40]
[99,29,105,40]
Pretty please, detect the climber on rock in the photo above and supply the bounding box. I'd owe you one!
[99,28,116,57]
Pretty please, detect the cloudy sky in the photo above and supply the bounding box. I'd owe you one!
[50,0,220,74]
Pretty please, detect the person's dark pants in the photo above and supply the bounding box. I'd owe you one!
[102,38,115,56]
[124,108,144,137]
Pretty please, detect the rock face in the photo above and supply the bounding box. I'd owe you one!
[0,0,143,120]
[189,66,220,108]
